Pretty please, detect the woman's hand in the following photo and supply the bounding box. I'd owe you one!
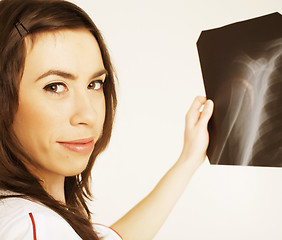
[111,96,214,240]
[180,96,214,168]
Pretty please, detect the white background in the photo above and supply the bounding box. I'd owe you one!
[70,1,282,239]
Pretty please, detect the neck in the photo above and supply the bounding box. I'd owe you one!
[42,175,66,203]
[25,164,66,203]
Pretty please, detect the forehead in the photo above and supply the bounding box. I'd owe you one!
[23,29,104,77]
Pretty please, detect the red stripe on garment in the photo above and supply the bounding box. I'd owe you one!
[93,223,123,240]
[28,212,37,240]
[108,226,123,240]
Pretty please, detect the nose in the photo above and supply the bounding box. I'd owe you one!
[69,90,98,127]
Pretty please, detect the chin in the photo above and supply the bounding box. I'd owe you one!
[63,160,89,177]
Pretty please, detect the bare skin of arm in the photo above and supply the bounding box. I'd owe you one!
[111,96,214,240]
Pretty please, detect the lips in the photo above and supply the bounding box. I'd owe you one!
[58,137,95,154]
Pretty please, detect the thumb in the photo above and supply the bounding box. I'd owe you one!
[198,99,214,126]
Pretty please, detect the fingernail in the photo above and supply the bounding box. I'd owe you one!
[206,100,213,107]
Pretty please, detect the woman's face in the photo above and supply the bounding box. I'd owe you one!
[12,29,106,181]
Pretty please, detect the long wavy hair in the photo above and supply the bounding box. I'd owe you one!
[0,0,117,239]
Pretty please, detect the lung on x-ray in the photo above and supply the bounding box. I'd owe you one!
[197,12,282,167]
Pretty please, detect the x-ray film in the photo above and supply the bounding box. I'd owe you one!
[197,12,282,167]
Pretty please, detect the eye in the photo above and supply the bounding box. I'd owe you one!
[43,82,68,94]
[88,80,104,91]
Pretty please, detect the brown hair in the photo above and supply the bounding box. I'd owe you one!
[0,0,117,239]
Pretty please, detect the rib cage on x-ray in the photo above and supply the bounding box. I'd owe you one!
[211,39,282,166]
[249,42,282,166]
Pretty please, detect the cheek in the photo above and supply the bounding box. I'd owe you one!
[13,95,61,150]
[102,97,106,121]
[100,96,106,128]
[13,99,39,140]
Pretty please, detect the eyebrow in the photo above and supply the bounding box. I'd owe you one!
[35,69,108,82]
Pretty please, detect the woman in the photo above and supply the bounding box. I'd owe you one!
[0,0,213,239]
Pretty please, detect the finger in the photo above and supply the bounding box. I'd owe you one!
[186,96,207,127]
[198,99,214,126]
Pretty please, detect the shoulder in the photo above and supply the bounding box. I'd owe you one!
[94,223,123,240]
[0,193,123,240]
[0,197,81,240]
